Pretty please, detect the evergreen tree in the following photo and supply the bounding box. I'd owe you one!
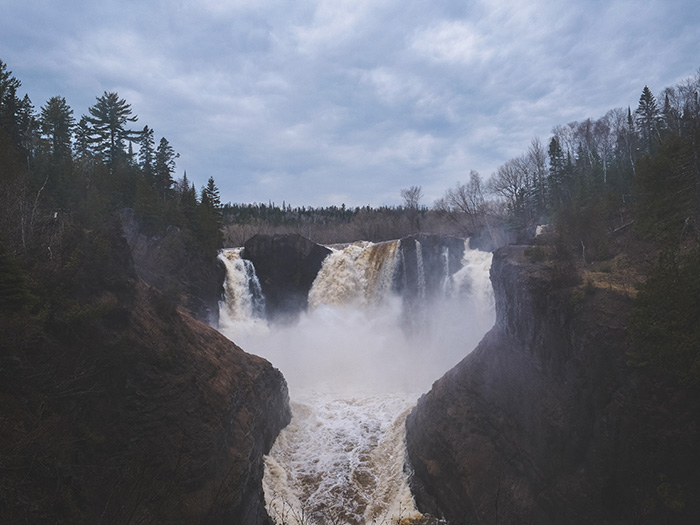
[73,116,93,159]
[661,89,681,136]
[635,86,662,155]
[139,125,155,183]
[175,172,198,224]
[17,94,37,157]
[40,96,74,158]
[201,176,221,211]
[548,136,570,209]
[0,59,24,148]
[198,176,223,257]
[153,137,177,201]
[85,91,140,167]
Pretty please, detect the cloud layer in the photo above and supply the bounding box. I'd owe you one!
[2,0,698,206]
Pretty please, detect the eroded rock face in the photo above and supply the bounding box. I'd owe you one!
[395,234,465,301]
[242,233,332,321]
[99,284,291,524]
[405,245,700,524]
[119,208,225,325]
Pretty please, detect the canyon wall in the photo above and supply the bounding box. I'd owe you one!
[405,244,700,524]
[0,220,290,524]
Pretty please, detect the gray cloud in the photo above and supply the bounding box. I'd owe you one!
[2,0,698,206]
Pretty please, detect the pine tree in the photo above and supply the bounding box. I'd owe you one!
[635,86,662,155]
[16,94,38,159]
[175,172,198,224]
[661,89,681,136]
[85,92,140,167]
[198,176,223,257]
[73,116,92,158]
[0,60,24,148]
[139,125,155,183]
[40,96,74,158]
[548,136,570,209]
[154,137,177,200]
[201,176,221,211]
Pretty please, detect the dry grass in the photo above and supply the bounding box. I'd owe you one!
[580,253,648,298]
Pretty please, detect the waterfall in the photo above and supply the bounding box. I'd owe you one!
[218,240,495,524]
[451,239,495,306]
[414,240,426,299]
[217,248,268,340]
[440,246,451,293]
[264,394,418,525]
[308,241,399,309]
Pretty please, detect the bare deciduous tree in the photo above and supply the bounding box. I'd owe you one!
[434,171,486,234]
[400,185,423,209]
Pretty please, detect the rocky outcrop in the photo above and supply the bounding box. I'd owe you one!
[405,245,700,524]
[395,234,465,299]
[242,233,331,321]
[0,221,290,524]
[240,233,467,322]
[119,208,224,325]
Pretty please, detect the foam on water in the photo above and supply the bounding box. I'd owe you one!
[264,393,420,525]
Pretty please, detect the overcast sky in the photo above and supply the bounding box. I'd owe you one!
[2,1,698,207]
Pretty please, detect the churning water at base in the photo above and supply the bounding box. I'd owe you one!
[218,240,494,524]
[264,393,419,524]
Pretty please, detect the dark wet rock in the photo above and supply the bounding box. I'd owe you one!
[395,234,466,300]
[242,233,332,321]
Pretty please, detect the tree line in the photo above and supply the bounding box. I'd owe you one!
[444,74,700,256]
[0,59,224,263]
[223,72,700,252]
[3,56,699,257]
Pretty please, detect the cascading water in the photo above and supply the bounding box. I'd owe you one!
[218,239,495,524]
[414,240,426,300]
[218,248,267,340]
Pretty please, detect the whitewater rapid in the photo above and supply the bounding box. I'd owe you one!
[217,240,494,524]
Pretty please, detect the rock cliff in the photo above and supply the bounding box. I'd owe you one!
[242,233,332,321]
[405,244,700,524]
[119,208,225,325]
[0,221,290,524]
[395,234,465,300]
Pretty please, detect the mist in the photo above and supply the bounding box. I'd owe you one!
[219,241,495,396]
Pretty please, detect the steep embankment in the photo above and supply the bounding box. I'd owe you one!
[120,208,225,325]
[0,221,290,524]
[406,244,700,524]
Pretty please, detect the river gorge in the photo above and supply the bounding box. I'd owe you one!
[218,236,494,523]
